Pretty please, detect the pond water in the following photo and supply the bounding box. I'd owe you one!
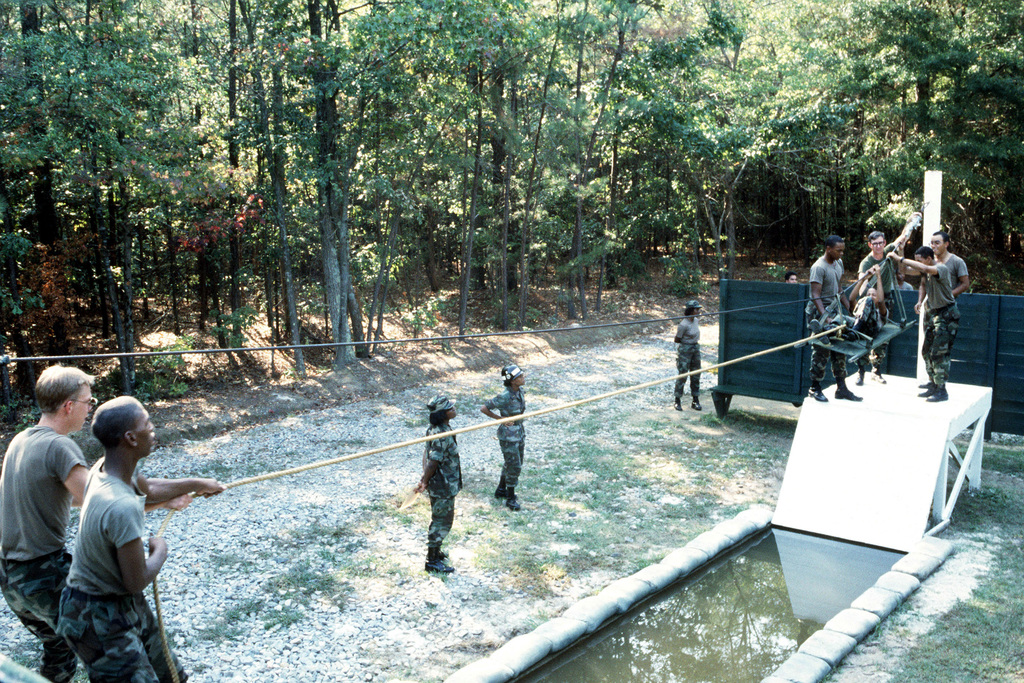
[519,528,903,683]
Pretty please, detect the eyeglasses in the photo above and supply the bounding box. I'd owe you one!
[69,397,98,406]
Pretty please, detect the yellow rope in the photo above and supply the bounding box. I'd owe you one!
[151,324,841,676]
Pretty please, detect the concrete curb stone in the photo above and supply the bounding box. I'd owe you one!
[443,658,516,683]
[659,546,709,575]
[488,633,554,676]
[767,652,832,682]
[874,570,921,599]
[633,562,682,591]
[851,587,903,619]
[529,617,588,652]
[561,595,622,633]
[824,608,881,641]
[891,552,943,580]
[797,630,858,667]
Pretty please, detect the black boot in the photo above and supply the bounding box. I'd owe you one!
[808,381,828,402]
[505,486,521,511]
[691,396,702,411]
[674,397,682,411]
[425,547,454,574]
[494,474,507,499]
[926,386,949,402]
[918,382,938,397]
[856,368,865,386]
[834,378,863,402]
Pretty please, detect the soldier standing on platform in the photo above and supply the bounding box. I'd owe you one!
[481,365,526,511]
[891,247,960,402]
[673,300,703,412]
[806,235,862,403]
[854,213,917,385]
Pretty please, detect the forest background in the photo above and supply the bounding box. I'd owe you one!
[1,0,1022,417]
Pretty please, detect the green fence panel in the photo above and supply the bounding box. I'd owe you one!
[714,280,1023,435]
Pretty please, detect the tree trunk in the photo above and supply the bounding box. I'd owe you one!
[518,24,561,329]
[95,156,132,394]
[305,0,346,369]
[458,68,484,335]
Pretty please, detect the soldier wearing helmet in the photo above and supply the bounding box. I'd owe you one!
[415,395,461,573]
[673,300,703,411]
[481,364,527,511]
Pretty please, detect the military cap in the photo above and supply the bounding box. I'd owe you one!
[426,395,455,412]
[685,299,703,309]
[501,364,524,381]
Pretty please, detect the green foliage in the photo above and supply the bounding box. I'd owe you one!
[662,256,707,297]
[211,307,259,348]
[105,337,196,403]
[401,298,443,337]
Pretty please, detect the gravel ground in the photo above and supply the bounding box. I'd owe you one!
[2,332,723,683]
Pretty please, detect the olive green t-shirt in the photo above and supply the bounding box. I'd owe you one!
[923,263,956,312]
[66,460,147,596]
[0,426,86,561]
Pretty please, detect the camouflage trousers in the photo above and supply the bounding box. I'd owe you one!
[809,345,848,383]
[0,551,78,683]
[427,495,456,549]
[857,291,897,374]
[674,344,701,399]
[56,588,186,683]
[923,304,960,388]
[499,438,525,487]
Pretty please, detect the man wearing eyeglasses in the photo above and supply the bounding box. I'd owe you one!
[0,365,96,682]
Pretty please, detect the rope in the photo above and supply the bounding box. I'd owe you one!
[146,323,842,678]
[1,297,820,366]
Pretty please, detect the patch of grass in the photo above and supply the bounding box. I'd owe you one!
[195,597,264,642]
[885,538,1024,682]
[264,559,351,608]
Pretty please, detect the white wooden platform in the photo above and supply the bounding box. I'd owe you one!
[771,376,992,552]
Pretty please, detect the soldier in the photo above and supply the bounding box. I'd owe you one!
[481,365,526,511]
[673,300,703,411]
[0,366,95,683]
[56,397,224,682]
[890,247,959,402]
[849,265,889,338]
[854,215,916,385]
[806,235,861,403]
[415,395,461,574]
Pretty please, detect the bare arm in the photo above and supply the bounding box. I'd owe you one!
[480,406,500,420]
[415,459,439,494]
[952,274,970,298]
[137,476,225,510]
[116,536,167,594]
[64,464,89,508]
[810,281,825,316]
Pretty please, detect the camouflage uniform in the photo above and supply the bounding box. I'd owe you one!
[674,314,701,400]
[425,422,461,549]
[807,255,849,384]
[923,307,959,387]
[922,263,960,388]
[857,249,900,375]
[484,388,526,487]
[0,551,77,683]
[57,588,186,683]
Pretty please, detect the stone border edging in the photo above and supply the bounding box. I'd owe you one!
[443,506,775,683]
[762,535,953,683]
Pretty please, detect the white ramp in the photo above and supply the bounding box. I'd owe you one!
[772,376,992,552]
